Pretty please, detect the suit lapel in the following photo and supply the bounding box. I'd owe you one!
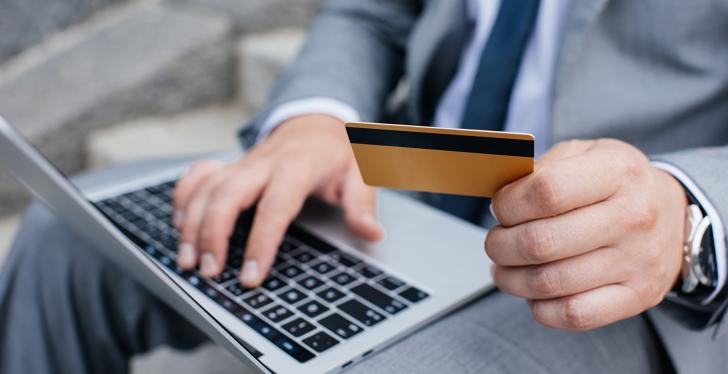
[551,0,610,141]
[407,0,469,124]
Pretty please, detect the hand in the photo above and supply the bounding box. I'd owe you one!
[172,114,384,287]
[486,139,687,330]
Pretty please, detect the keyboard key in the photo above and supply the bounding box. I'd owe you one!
[187,274,202,287]
[317,287,346,304]
[288,225,337,254]
[262,276,287,292]
[159,235,177,250]
[282,318,316,337]
[332,251,362,267]
[211,268,238,284]
[298,300,329,318]
[273,336,315,363]
[262,304,294,323]
[200,284,220,299]
[303,331,339,353]
[338,299,386,326]
[278,287,307,305]
[378,276,406,291]
[225,282,251,297]
[236,308,315,363]
[312,261,336,275]
[351,284,407,314]
[227,256,243,269]
[215,293,239,312]
[319,313,363,340]
[279,239,299,253]
[274,254,287,266]
[293,251,317,264]
[331,271,356,286]
[300,275,325,291]
[399,287,430,303]
[243,292,273,309]
[280,264,305,279]
[357,264,383,279]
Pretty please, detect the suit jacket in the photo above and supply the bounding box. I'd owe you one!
[240,1,728,371]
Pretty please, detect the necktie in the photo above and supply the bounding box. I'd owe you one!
[431,0,541,223]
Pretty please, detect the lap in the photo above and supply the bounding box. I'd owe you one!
[1,159,671,373]
[350,291,669,373]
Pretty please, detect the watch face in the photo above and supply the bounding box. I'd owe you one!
[698,223,717,287]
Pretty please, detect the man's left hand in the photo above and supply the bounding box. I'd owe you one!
[486,139,687,331]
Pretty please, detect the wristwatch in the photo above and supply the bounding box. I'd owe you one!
[662,183,726,330]
[675,202,717,303]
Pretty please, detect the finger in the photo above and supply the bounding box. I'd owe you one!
[536,139,593,164]
[491,144,628,227]
[241,171,313,287]
[485,200,623,266]
[492,247,627,300]
[341,164,384,242]
[173,161,223,228]
[196,166,269,269]
[529,284,643,331]
[177,172,227,275]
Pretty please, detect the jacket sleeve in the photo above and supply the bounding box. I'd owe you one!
[239,0,422,147]
[653,146,728,331]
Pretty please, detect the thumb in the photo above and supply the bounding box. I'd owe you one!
[341,163,385,242]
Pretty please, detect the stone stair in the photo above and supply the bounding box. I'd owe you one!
[0,0,234,215]
[0,0,127,63]
[0,0,312,216]
[86,102,249,169]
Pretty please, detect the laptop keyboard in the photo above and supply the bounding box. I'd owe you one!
[94,180,430,363]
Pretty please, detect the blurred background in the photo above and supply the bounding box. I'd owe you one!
[0,0,321,371]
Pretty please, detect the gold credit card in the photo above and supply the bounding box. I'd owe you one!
[345,122,534,198]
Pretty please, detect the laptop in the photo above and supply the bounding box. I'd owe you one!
[0,115,493,373]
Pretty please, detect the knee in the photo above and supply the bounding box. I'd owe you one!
[11,201,99,276]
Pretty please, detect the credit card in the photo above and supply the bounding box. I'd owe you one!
[345,122,534,197]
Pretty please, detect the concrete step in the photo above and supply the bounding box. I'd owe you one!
[169,0,322,34]
[86,103,249,169]
[0,1,234,215]
[237,28,306,111]
[0,0,127,63]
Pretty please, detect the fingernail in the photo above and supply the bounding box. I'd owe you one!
[489,202,499,223]
[241,260,260,286]
[177,243,196,268]
[200,252,219,276]
[362,213,386,240]
[362,213,384,231]
[173,211,185,228]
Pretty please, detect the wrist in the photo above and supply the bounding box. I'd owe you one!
[654,168,689,288]
[276,114,345,132]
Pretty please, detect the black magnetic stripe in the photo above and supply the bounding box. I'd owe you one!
[346,127,533,157]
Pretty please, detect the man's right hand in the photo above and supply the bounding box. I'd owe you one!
[172,114,385,288]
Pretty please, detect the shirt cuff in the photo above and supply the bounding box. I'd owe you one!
[653,161,728,304]
[255,97,362,143]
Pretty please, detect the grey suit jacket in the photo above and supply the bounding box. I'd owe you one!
[240,1,728,371]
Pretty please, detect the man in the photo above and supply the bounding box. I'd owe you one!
[1,0,727,373]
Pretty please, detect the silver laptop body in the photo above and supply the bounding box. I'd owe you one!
[0,115,493,373]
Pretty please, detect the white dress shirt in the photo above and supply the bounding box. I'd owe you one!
[256,0,726,303]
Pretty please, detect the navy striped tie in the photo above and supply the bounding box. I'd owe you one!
[430,0,541,223]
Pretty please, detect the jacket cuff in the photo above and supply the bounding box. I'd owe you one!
[653,161,727,304]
